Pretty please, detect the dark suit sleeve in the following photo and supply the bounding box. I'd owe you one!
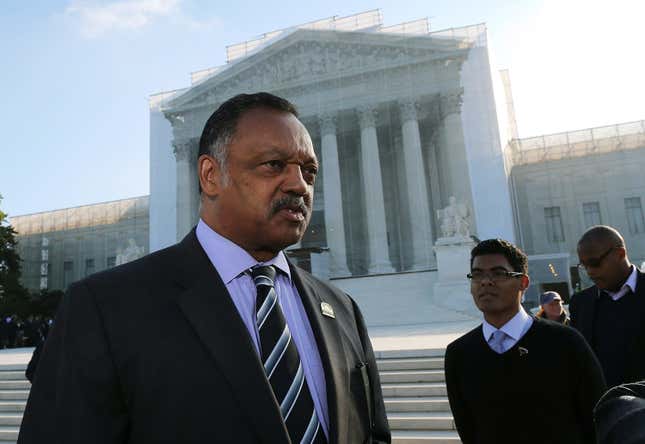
[18,281,128,444]
[569,293,580,331]
[444,343,476,444]
[352,299,391,444]
[570,329,606,443]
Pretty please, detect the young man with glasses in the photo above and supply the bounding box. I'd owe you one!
[445,239,605,444]
[571,225,645,388]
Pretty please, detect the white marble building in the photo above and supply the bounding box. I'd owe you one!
[148,11,514,326]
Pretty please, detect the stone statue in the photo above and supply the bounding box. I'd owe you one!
[437,196,470,238]
[116,239,145,266]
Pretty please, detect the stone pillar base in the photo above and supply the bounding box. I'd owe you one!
[432,237,480,317]
[431,281,480,317]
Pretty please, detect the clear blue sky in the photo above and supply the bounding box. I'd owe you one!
[1,0,643,218]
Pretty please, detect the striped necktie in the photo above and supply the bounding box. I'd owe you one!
[252,265,326,444]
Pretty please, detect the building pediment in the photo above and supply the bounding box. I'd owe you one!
[163,28,469,113]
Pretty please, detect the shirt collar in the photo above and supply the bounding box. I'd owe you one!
[195,219,292,284]
[482,307,532,342]
[606,265,638,300]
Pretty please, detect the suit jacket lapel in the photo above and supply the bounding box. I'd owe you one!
[171,230,290,444]
[289,264,349,444]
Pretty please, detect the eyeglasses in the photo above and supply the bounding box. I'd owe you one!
[466,270,525,283]
[577,247,616,270]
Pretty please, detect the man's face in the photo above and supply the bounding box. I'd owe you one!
[543,299,563,319]
[471,254,527,317]
[206,107,317,256]
[577,242,625,291]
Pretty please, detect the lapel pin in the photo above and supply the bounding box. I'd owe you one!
[518,347,528,356]
[320,302,335,319]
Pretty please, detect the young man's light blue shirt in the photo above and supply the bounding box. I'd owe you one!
[482,307,533,354]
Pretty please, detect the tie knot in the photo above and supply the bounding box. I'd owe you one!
[491,330,506,340]
[489,330,508,354]
[251,265,276,287]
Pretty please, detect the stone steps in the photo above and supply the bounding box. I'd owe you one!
[0,426,18,441]
[0,392,28,402]
[0,402,25,413]
[0,416,21,427]
[383,383,447,397]
[385,396,451,413]
[377,357,444,371]
[388,412,454,430]
[377,348,460,443]
[380,370,445,384]
[0,382,30,391]
[0,364,29,444]
[0,374,26,382]
[392,430,461,443]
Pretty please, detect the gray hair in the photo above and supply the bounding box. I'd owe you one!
[207,128,234,185]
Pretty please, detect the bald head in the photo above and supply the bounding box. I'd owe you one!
[577,225,631,291]
[578,225,625,250]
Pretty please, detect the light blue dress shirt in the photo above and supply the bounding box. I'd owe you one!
[606,264,638,301]
[196,219,329,438]
[482,308,533,354]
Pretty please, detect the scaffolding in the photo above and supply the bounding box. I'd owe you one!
[508,120,645,166]
[225,10,383,63]
[10,196,149,236]
[379,18,429,35]
[183,13,486,90]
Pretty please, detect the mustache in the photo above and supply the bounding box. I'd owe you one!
[271,195,309,216]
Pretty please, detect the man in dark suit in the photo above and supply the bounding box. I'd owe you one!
[445,239,605,444]
[570,225,645,388]
[18,93,390,444]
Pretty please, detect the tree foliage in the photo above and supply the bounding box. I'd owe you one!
[0,195,30,315]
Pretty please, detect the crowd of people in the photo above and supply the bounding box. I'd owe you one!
[0,315,53,349]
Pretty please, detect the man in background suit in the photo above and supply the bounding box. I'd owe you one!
[571,225,645,388]
[18,92,390,444]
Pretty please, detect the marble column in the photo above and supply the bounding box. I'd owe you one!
[399,99,433,269]
[173,138,199,241]
[357,105,394,274]
[426,132,443,245]
[319,113,351,277]
[438,89,472,210]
